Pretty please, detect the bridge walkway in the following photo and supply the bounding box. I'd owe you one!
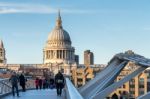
[2,89,65,99]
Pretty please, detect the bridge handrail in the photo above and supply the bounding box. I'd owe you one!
[65,78,84,99]
[0,78,35,97]
[0,78,12,95]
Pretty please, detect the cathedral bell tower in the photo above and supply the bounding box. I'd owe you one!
[0,40,7,64]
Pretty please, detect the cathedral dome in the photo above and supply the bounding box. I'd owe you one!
[47,11,71,44]
[48,27,71,43]
[43,10,75,65]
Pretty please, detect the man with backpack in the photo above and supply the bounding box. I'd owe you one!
[9,72,19,97]
[55,71,65,96]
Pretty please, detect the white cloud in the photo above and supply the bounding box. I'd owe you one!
[0,2,91,14]
[0,2,57,14]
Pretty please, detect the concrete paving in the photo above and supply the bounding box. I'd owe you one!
[2,89,65,99]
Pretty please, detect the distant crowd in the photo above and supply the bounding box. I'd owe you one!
[35,76,55,90]
[9,71,65,97]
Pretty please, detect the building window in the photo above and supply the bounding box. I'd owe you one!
[86,78,91,82]
[119,91,122,94]
[139,91,144,95]
[130,91,135,95]
[0,52,2,56]
[139,78,144,85]
[139,85,144,88]
[130,85,135,88]
[77,78,83,82]
[129,79,135,85]
[123,91,126,95]
[123,84,126,88]
[130,79,135,82]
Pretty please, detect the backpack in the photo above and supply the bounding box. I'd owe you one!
[57,79,63,83]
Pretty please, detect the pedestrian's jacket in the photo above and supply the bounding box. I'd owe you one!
[9,75,19,85]
[19,74,26,85]
[35,79,39,86]
[55,73,65,84]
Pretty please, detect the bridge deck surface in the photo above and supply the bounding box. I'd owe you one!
[2,89,65,99]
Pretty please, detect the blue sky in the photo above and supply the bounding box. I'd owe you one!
[0,0,150,64]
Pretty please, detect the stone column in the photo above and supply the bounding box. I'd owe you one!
[54,50,56,59]
[45,51,47,59]
[71,50,73,60]
[65,50,67,59]
[63,50,65,59]
[66,50,68,60]
[68,50,70,60]
[46,51,48,59]
[49,50,50,59]
[47,50,49,59]
[60,50,62,59]
[51,50,53,59]
[60,50,61,59]
[57,50,60,59]
[50,50,52,59]
[59,50,61,59]
[70,50,72,60]
[62,50,64,59]
[57,50,58,59]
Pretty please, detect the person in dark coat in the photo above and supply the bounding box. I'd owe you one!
[49,78,55,89]
[42,78,46,89]
[35,78,39,90]
[55,71,65,96]
[19,73,26,92]
[38,78,43,90]
[9,72,19,97]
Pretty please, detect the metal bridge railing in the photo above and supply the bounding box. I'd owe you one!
[0,78,35,97]
[0,79,11,95]
[65,78,84,99]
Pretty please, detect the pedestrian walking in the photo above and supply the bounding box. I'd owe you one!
[39,78,43,90]
[35,77,39,90]
[49,78,55,89]
[19,73,26,92]
[9,72,19,97]
[43,78,46,89]
[55,71,65,96]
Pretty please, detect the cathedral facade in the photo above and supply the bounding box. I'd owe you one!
[43,11,77,75]
[0,11,77,76]
[43,11,75,65]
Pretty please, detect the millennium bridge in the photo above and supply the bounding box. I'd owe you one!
[0,51,150,99]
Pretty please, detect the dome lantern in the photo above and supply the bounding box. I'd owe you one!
[56,10,62,29]
[0,39,4,48]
